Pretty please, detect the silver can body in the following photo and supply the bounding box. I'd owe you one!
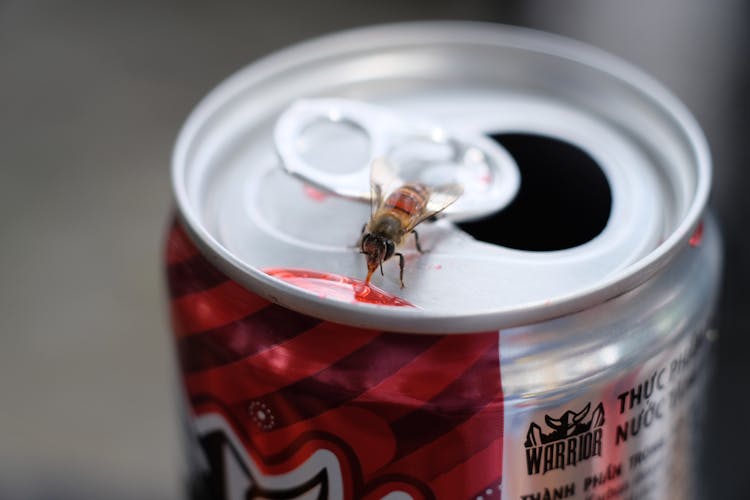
[169,22,722,499]
[500,218,719,499]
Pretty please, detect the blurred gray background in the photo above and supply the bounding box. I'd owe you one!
[0,1,747,499]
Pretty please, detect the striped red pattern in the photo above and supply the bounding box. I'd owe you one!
[166,220,503,499]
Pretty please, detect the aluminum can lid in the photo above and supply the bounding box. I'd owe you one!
[172,22,710,333]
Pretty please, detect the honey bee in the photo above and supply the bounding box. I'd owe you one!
[359,158,463,287]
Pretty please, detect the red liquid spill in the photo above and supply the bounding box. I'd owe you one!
[302,185,330,202]
[689,221,704,247]
[264,268,414,307]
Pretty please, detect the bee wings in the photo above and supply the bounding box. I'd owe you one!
[369,157,398,217]
[423,183,463,219]
[369,157,463,226]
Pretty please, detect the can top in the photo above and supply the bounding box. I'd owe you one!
[172,22,710,333]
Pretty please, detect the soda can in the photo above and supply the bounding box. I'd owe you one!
[166,22,722,500]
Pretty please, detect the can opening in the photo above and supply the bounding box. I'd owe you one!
[457,133,612,251]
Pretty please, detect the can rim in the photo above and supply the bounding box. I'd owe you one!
[172,21,711,333]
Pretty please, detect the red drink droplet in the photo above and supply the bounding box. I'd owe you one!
[264,268,414,307]
[689,221,704,247]
[302,185,330,202]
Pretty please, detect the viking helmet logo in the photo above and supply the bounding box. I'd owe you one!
[525,402,605,447]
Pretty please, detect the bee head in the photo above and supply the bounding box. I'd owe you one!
[361,233,395,283]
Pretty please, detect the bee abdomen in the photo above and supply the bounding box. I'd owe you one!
[384,184,429,216]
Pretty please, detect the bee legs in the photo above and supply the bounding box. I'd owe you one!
[411,230,424,253]
[396,252,405,288]
[353,224,367,249]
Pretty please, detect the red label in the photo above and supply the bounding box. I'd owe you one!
[166,220,504,499]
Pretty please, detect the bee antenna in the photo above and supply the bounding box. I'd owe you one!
[379,262,384,276]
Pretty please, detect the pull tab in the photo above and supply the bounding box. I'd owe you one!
[274,98,520,222]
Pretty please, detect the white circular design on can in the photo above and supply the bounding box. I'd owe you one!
[248,401,276,431]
